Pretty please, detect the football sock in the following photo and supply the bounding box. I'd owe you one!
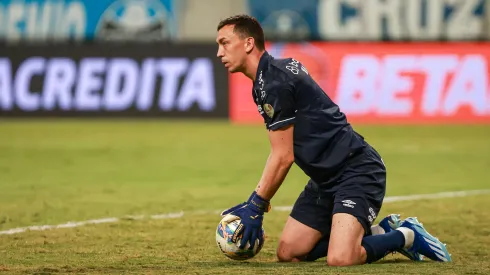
[305,227,415,262]
[396,227,415,248]
[304,238,329,261]
[361,230,405,263]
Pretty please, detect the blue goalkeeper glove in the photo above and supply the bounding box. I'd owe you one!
[221,192,270,250]
[220,191,258,216]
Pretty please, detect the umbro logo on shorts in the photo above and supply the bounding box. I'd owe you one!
[342,200,356,208]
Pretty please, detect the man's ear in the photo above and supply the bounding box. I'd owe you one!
[245,37,255,54]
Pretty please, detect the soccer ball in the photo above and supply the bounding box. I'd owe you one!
[215,214,265,260]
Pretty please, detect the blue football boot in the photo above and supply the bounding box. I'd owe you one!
[399,217,452,262]
[377,214,424,261]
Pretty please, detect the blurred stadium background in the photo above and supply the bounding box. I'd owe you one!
[1,0,490,274]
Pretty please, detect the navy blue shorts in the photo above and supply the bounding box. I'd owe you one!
[290,145,386,237]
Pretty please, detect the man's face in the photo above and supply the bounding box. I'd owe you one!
[216,25,247,73]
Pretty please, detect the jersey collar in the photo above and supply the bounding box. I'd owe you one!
[254,51,271,86]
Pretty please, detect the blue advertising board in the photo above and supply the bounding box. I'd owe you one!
[248,0,488,41]
[247,0,319,41]
[0,0,177,42]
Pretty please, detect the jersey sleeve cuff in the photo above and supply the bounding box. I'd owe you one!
[267,117,296,131]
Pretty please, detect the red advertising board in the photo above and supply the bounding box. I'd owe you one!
[230,42,490,124]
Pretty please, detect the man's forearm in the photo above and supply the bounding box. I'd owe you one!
[255,152,294,201]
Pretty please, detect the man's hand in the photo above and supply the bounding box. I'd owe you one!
[222,192,270,250]
[220,191,258,217]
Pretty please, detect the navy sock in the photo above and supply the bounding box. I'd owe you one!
[304,238,329,261]
[361,230,405,263]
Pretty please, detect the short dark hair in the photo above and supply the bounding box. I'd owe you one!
[217,14,265,51]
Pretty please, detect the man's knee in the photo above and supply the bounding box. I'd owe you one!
[327,255,357,267]
[326,246,366,266]
[276,241,305,262]
[326,213,367,266]
[276,216,323,262]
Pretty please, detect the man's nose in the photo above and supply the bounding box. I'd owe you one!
[217,47,224,58]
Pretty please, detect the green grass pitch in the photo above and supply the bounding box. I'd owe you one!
[0,120,489,274]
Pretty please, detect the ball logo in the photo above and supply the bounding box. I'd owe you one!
[263,104,274,118]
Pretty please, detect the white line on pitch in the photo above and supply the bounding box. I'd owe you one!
[1,189,489,236]
[272,189,490,212]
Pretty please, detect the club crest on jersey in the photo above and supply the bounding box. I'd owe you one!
[263,104,274,118]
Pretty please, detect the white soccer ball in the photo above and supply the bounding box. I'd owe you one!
[215,214,265,261]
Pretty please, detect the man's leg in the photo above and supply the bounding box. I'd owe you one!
[326,213,366,266]
[325,144,408,266]
[276,216,323,262]
[327,213,410,266]
[299,214,393,263]
[277,180,334,262]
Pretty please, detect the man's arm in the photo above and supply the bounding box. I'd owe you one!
[255,124,295,201]
[220,125,294,249]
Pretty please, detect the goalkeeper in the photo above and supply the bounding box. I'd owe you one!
[216,14,452,265]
